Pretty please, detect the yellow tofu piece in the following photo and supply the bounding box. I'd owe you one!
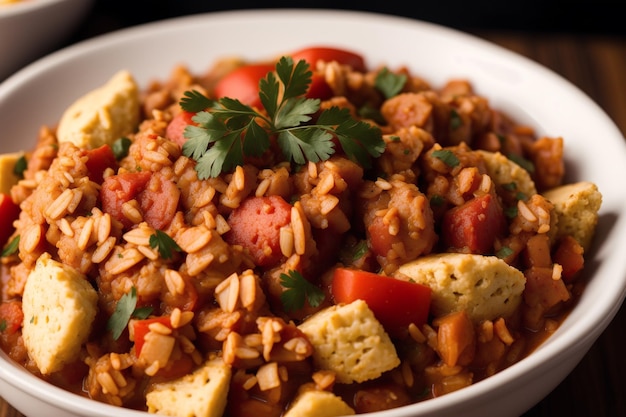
[146,358,231,417]
[21,252,98,375]
[0,152,23,195]
[298,299,400,384]
[477,150,537,197]
[56,70,140,149]
[283,390,355,417]
[395,253,526,323]
[542,181,602,251]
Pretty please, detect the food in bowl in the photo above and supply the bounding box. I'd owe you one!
[0,45,602,416]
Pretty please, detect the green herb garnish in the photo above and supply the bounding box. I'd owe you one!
[432,149,460,167]
[107,287,138,340]
[450,109,463,130]
[181,56,385,179]
[1,235,20,257]
[279,270,325,312]
[149,230,181,260]
[13,155,27,179]
[375,67,407,99]
[0,320,6,333]
[112,137,132,160]
[508,153,535,173]
[496,246,514,259]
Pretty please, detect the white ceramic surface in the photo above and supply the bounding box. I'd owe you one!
[1,9,626,417]
[0,0,94,80]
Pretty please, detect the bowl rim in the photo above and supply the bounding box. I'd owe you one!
[1,8,626,417]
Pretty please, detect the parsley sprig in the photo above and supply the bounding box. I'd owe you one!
[149,230,181,259]
[180,56,385,179]
[279,270,325,312]
[107,287,153,340]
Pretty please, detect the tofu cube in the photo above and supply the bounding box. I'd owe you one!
[298,299,400,384]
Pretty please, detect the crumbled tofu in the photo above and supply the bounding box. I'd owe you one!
[477,150,537,197]
[395,253,525,323]
[146,358,231,417]
[542,181,602,251]
[56,70,140,149]
[298,299,400,384]
[21,252,98,375]
[0,152,22,195]
[283,389,355,417]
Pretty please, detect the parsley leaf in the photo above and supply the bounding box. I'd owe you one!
[279,270,325,312]
[432,149,460,167]
[112,137,132,160]
[149,230,182,259]
[1,235,19,257]
[0,320,6,332]
[13,154,27,179]
[180,56,385,179]
[375,67,407,99]
[107,287,138,340]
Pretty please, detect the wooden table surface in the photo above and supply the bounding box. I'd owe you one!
[1,12,625,417]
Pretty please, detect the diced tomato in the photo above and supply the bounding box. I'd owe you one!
[307,73,333,100]
[552,235,584,282]
[0,193,20,247]
[442,194,507,254]
[331,267,431,336]
[289,46,366,72]
[101,171,152,228]
[213,63,275,109]
[0,301,23,335]
[165,110,197,147]
[224,195,292,268]
[84,144,117,183]
[132,316,171,356]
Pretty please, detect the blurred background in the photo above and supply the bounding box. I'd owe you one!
[78,0,626,39]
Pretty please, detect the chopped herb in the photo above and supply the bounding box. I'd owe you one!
[496,246,514,259]
[112,137,132,160]
[181,56,385,179]
[389,135,401,142]
[449,109,463,130]
[133,306,154,320]
[496,133,506,143]
[502,182,517,192]
[1,235,20,257]
[13,154,27,179]
[432,149,460,167]
[149,230,181,260]
[508,153,535,173]
[0,320,6,332]
[430,195,445,206]
[504,206,518,219]
[357,104,386,125]
[107,287,138,340]
[340,239,369,264]
[279,270,325,312]
[375,67,407,99]
[516,191,528,201]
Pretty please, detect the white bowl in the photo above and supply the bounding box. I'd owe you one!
[1,9,626,417]
[0,0,94,80]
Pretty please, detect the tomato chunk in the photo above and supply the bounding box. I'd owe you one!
[331,268,431,336]
[224,195,292,268]
[132,316,171,356]
[213,63,275,109]
[0,301,23,335]
[165,110,197,147]
[552,235,584,282]
[290,46,366,72]
[0,193,20,247]
[101,171,152,228]
[442,194,507,254]
[85,144,117,183]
